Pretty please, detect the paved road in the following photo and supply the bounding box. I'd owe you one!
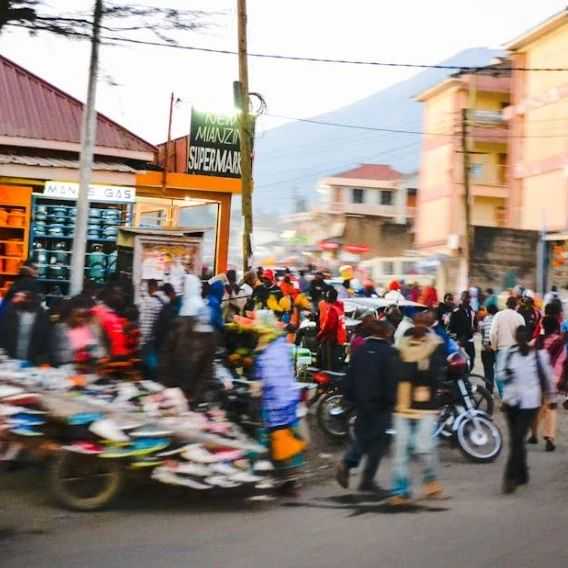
[2,413,568,568]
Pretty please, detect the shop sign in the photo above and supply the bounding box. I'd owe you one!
[44,181,136,203]
[188,109,253,179]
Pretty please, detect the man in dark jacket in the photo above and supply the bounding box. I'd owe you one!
[449,290,477,367]
[0,291,50,365]
[336,319,398,493]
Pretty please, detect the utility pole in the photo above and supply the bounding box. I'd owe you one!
[237,0,254,273]
[461,107,472,286]
[70,0,103,296]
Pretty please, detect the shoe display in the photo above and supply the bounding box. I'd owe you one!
[176,463,211,477]
[90,419,130,442]
[204,475,241,489]
[62,441,104,455]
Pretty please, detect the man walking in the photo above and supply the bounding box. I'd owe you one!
[449,290,477,368]
[390,310,446,505]
[490,296,525,396]
[480,304,499,394]
[336,319,398,493]
[317,288,346,371]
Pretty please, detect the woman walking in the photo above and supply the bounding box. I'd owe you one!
[528,316,566,451]
[499,326,555,494]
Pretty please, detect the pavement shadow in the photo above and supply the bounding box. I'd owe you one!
[281,492,450,517]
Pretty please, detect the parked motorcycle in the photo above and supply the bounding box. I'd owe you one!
[435,351,502,463]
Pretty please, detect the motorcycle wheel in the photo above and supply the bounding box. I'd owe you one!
[49,452,124,511]
[470,384,494,416]
[456,415,502,463]
[317,393,348,440]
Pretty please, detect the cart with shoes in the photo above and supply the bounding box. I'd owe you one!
[0,356,274,511]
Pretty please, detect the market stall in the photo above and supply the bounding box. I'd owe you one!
[0,358,272,511]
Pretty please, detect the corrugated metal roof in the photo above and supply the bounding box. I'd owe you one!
[331,164,401,181]
[0,153,137,173]
[0,54,155,154]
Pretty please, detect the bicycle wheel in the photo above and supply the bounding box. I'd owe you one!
[456,415,502,463]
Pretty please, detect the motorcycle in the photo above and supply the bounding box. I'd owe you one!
[435,351,502,463]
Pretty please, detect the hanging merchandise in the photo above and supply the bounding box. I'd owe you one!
[106,250,117,276]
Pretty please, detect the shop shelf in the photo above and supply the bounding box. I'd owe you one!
[0,255,22,259]
[37,278,70,284]
[0,224,25,230]
[0,271,20,276]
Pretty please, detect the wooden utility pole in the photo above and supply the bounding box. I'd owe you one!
[162,91,175,194]
[237,0,254,273]
[461,107,472,285]
[70,0,103,295]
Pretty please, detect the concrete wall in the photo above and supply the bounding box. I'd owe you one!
[343,216,413,258]
[470,226,538,290]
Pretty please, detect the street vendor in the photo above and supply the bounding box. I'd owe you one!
[252,311,306,496]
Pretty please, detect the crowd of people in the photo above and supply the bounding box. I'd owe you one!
[1,260,567,501]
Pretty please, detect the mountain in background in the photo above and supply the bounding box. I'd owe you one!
[252,47,502,214]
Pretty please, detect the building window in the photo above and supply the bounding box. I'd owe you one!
[139,210,166,227]
[380,190,393,206]
[402,261,417,275]
[382,261,395,276]
[352,188,365,204]
[470,163,484,180]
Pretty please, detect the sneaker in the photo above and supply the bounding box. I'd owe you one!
[130,424,173,438]
[253,460,275,473]
[388,495,413,507]
[527,435,538,445]
[182,445,218,464]
[130,457,164,469]
[90,419,130,442]
[205,475,241,488]
[231,471,264,484]
[545,438,556,452]
[10,426,42,437]
[62,441,104,455]
[210,463,240,476]
[335,461,350,489]
[152,468,210,489]
[176,463,211,477]
[421,480,447,500]
[67,412,105,426]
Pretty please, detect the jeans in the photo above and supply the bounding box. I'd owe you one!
[481,349,496,394]
[391,414,439,497]
[463,341,476,370]
[319,339,339,371]
[494,349,507,397]
[504,406,538,485]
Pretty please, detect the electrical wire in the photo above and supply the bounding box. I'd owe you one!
[265,113,568,139]
[9,23,568,73]
[255,141,421,191]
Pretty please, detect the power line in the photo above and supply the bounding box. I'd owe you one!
[255,141,421,190]
[97,35,568,73]
[9,23,568,73]
[265,113,568,139]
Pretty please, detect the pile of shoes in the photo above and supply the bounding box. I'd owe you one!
[0,359,274,495]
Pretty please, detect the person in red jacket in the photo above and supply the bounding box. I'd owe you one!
[317,288,346,370]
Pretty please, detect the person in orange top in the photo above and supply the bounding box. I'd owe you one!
[279,275,299,300]
[317,288,346,370]
[419,282,439,308]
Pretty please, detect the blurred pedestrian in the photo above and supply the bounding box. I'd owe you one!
[483,288,498,310]
[317,288,346,371]
[517,292,542,340]
[419,281,438,308]
[449,291,477,368]
[390,310,446,505]
[437,293,455,328]
[491,296,526,397]
[336,320,398,493]
[0,291,49,365]
[298,270,310,294]
[480,303,499,394]
[528,316,565,452]
[309,271,328,308]
[499,326,554,494]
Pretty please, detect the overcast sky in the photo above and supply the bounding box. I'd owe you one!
[1,0,566,144]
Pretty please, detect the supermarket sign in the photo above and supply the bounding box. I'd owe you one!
[44,181,136,203]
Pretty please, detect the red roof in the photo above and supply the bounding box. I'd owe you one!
[331,163,401,181]
[0,53,155,155]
